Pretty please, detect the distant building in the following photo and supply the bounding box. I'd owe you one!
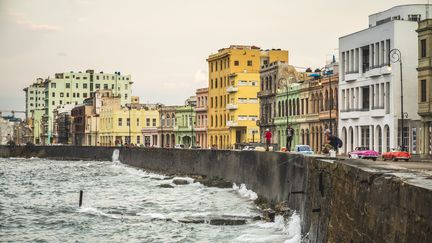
[174,103,196,148]
[195,88,208,148]
[207,45,288,149]
[338,4,429,154]
[23,78,45,119]
[158,105,177,148]
[53,104,75,144]
[417,18,432,156]
[24,70,132,145]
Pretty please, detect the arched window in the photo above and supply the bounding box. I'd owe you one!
[282,101,285,117]
[296,98,300,115]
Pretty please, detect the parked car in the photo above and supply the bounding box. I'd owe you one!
[348,147,379,161]
[293,145,314,155]
[174,144,185,149]
[382,148,411,161]
[242,146,255,151]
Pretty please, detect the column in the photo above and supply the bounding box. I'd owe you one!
[354,126,358,148]
[373,125,379,151]
[359,48,363,74]
[369,44,374,68]
[358,126,362,147]
[369,125,374,150]
[426,122,431,156]
[358,87,362,110]
[376,42,380,66]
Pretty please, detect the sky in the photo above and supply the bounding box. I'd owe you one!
[0,0,426,113]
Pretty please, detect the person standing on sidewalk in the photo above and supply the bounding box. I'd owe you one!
[265,129,272,151]
[286,125,294,152]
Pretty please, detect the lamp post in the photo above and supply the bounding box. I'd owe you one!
[278,77,290,149]
[388,48,405,150]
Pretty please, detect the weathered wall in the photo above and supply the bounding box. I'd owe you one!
[1,145,431,242]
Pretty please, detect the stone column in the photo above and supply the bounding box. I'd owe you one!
[359,48,363,73]
[370,125,374,150]
[358,126,362,147]
[369,44,374,68]
[353,126,358,148]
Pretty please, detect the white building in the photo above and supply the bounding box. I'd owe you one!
[338,4,432,154]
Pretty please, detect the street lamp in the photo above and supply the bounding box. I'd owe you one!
[388,48,405,151]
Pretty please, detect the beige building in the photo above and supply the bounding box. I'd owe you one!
[417,19,432,156]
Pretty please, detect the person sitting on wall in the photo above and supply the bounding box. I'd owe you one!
[323,129,342,155]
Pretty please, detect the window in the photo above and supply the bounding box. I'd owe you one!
[52,101,55,105]
[66,93,70,98]
[125,94,128,100]
[51,83,56,88]
[137,136,140,144]
[247,60,252,66]
[60,92,64,97]
[127,118,130,126]
[83,93,88,98]
[234,61,239,66]
[83,83,88,89]
[152,118,156,126]
[77,93,80,98]
[263,60,268,65]
[408,14,421,22]
[103,84,108,89]
[96,84,101,89]
[52,92,55,97]
[211,97,213,108]
[76,83,79,88]
[125,84,128,90]
[146,118,150,126]
[118,118,122,126]
[421,79,427,102]
[137,118,140,126]
[421,39,427,58]
[30,91,34,94]
[112,84,114,89]
[66,83,70,89]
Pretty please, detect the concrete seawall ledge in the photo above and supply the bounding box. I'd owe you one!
[1,145,431,242]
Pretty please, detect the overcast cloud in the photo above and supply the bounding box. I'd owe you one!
[0,0,424,112]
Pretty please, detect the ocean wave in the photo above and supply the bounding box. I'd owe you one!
[232,183,258,201]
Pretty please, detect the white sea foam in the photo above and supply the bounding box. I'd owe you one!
[232,183,258,201]
[137,212,167,220]
[78,207,120,219]
[284,213,302,243]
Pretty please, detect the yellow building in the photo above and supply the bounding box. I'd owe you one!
[99,95,159,146]
[207,45,288,149]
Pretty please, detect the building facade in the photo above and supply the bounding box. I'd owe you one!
[98,95,159,146]
[417,18,432,156]
[207,45,288,149]
[159,106,177,148]
[23,70,132,144]
[338,5,427,154]
[173,105,196,148]
[195,88,208,148]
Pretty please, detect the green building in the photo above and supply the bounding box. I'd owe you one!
[173,105,196,148]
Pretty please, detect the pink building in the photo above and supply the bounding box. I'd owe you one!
[195,88,208,148]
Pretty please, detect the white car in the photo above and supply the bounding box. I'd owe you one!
[174,144,185,149]
[293,145,314,155]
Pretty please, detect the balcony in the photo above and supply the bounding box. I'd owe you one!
[226,121,239,127]
[195,106,208,112]
[226,86,238,93]
[226,103,238,110]
[257,89,273,98]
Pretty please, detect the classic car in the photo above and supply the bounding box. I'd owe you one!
[348,147,379,161]
[382,148,411,161]
[293,145,314,155]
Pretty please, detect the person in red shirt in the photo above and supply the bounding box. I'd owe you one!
[265,129,272,151]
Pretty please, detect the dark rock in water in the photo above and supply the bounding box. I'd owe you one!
[172,179,189,185]
[252,215,262,221]
[262,209,276,222]
[209,219,247,225]
[159,184,174,188]
[150,177,163,181]
[194,177,232,188]
[178,219,206,224]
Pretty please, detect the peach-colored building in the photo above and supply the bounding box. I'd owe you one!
[195,88,208,148]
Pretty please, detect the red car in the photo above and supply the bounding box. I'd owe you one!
[382,148,411,161]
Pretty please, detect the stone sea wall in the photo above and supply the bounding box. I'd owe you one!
[1,145,431,242]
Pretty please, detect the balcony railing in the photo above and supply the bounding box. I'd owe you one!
[340,107,370,112]
[257,90,273,97]
[372,105,384,110]
[226,103,238,110]
[226,86,238,93]
[226,121,239,127]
